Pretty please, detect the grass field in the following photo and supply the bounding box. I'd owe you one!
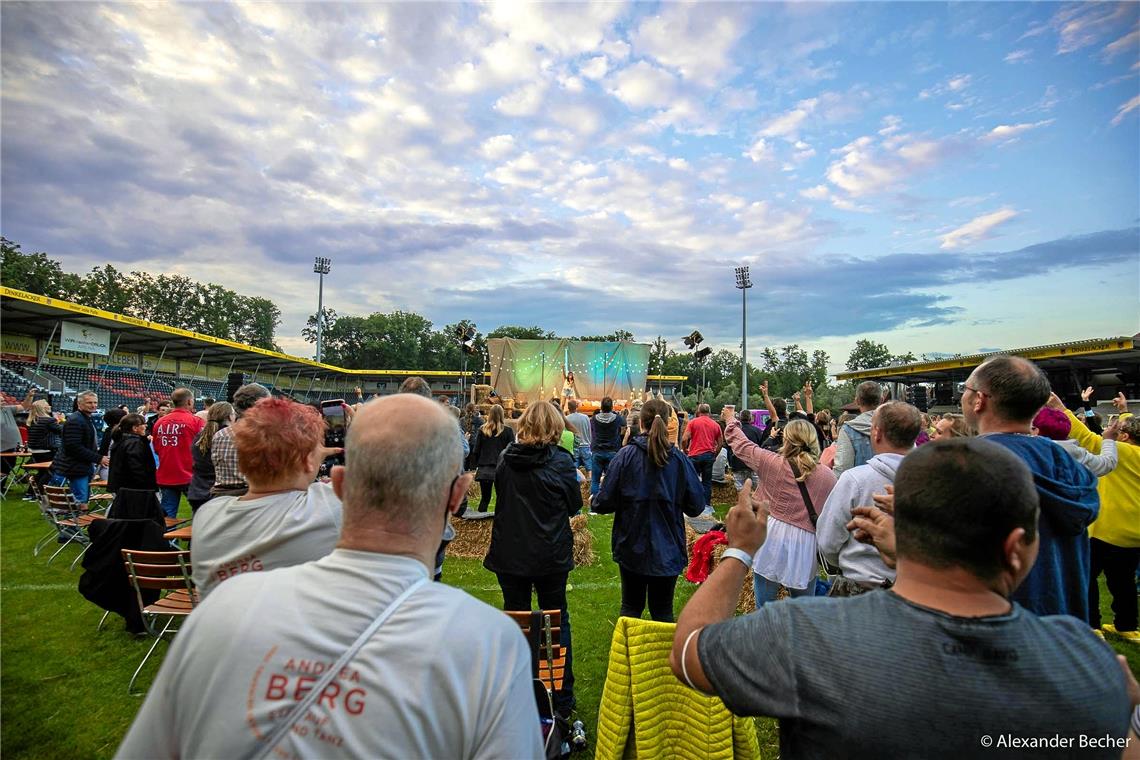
[1,483,1135,759]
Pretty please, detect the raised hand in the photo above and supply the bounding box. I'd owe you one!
[803,381,813,397]
[760,380,769,397]
[1081,386,1094,402]
[1113,392,1128,413]
[871,484,895,515]
[726,478,768,555]
[847,506,896,569]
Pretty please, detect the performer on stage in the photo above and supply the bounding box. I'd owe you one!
[562,369,577,405]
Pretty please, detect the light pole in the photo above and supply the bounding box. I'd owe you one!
[313,257,331,363]
[734,265,752,410]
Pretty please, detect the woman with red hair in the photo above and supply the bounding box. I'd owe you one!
[191,397,342,599]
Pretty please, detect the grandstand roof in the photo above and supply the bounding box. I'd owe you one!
[835,334,1140,383]
[1,287,475,379]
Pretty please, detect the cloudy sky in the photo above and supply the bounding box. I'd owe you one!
[2,1,1137,369]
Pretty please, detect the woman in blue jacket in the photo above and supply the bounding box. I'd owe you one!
[593,398,706,622]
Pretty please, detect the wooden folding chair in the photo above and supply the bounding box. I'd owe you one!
[122,548,198,695]
[506,610,566,755]
[39,485,107,568]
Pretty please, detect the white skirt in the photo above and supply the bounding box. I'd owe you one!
[753,516,818,590]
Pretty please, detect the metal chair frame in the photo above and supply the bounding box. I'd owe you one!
[121,548,197,696]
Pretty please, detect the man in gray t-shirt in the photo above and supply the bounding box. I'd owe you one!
[566,399,592,474]
[671,438,1134,759]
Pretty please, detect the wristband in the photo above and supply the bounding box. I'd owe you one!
[721,547,753,569]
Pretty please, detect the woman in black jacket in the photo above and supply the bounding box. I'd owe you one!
[107,414,157,493]
[25,400,62,492]
[187,402,234,513]
[466,404,514,514]
[483,400,581,717]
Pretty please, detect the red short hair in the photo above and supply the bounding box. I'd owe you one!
[233,398,324,482]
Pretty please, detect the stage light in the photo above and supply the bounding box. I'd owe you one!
[695,347,712,361]
[683,330,704,349]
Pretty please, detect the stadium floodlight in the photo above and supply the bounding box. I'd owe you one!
[694,347,712,361]
[313,257,332,363]
[683,330,704,350]
[734,265,752,409]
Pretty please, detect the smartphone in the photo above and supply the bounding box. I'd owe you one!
[784,399,794,416]
[320,399,347,432]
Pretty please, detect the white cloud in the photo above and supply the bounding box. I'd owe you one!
[878,115,902,136]
[1103,26,1140,60]
[939,208,1018,249]
[608,61,677,109]
[550,104,603,136]
[792,140,816,161]
[920,73,972,100]
[760,97,817,139]
[982,119,1055,144]
[480,134,516,161]
[494,82,547,116]
[709,193,746,211]
[1051,3,1135,55]
[947,74,971,92]
[1004,49,1032,64]
[579,55,608,81]
[667,158,689,171]
[1110,94,1140,126]
[484,1,622,58]
[824,131,963,199]
[744,138,774,163]
[632,3,749,86]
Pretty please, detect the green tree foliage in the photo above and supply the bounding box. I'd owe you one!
[485,325,556,340]
[1,238,281,350]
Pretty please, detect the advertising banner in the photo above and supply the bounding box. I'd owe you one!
[61,321,111,355]
[1,334,38,362]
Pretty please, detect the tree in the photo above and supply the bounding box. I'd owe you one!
[1,238,81,298]
[486,325,556,340]
[845,339,894,372]
[570,330,635,342]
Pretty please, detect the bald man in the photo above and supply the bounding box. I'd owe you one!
[118,395,543,760]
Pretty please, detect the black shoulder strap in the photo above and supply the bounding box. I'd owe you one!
[789,461,818,526]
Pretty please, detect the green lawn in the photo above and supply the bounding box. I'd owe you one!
[1,484,1135,759]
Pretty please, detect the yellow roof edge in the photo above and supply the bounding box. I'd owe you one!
[834,335,1139,382]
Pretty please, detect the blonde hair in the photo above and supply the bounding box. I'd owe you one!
[516,401,564,446]
[197,401,235,454]
[481,404,506,438]
[31,399,52,417]
[782,419,820,481]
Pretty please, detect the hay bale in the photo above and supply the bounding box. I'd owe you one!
[570,514,596,567]
[579,479,591,506]
[711,543,756,614]
[685,524,698,555]
[449,517,494,559]
[466,479,481,502]
[711,480,737,505]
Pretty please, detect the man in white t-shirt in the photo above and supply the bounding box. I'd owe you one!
[117,394,543,760]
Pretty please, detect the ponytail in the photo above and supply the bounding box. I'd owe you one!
[640,399,673,468]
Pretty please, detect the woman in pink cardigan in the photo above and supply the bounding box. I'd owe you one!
[724,415,837,606]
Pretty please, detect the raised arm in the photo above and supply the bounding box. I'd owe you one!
[759,380,779,424]
[724,418,780,473]
[803,381,814,415]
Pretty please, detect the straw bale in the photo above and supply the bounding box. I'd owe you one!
[711,543,756,614]
[448,517,493,559]
[570,514,596,567]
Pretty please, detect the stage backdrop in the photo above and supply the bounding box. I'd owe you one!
[488,339,651,402]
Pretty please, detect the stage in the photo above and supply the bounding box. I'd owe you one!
[486,338,651,409]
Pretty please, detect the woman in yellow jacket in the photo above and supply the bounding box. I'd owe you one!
[1059,392,1140,642]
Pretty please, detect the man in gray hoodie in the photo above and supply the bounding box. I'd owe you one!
[833,381,882,475]
[817,400,922,596]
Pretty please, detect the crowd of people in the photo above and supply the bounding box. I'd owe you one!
[5,354,1138,758]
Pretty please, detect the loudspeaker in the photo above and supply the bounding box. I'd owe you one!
[226,372,249,403]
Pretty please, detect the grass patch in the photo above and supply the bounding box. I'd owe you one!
[1,485,1134,759]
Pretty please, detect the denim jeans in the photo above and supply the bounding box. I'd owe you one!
[50,467,93,505]
[497,571,574,714]
[575,444,592,475]
[753,573,815,610]
[689,451,715,507]
[591,450,616,497]
[159,486,187,519]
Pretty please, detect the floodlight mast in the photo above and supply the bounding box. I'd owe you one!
[734,266,752,411]
[313,257,332,363]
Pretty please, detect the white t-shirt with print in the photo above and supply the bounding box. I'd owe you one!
[116,550,544,760]
[191,482,342,598]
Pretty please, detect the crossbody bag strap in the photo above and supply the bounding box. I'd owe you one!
[245,575,429,760]
[789,461,818,526]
